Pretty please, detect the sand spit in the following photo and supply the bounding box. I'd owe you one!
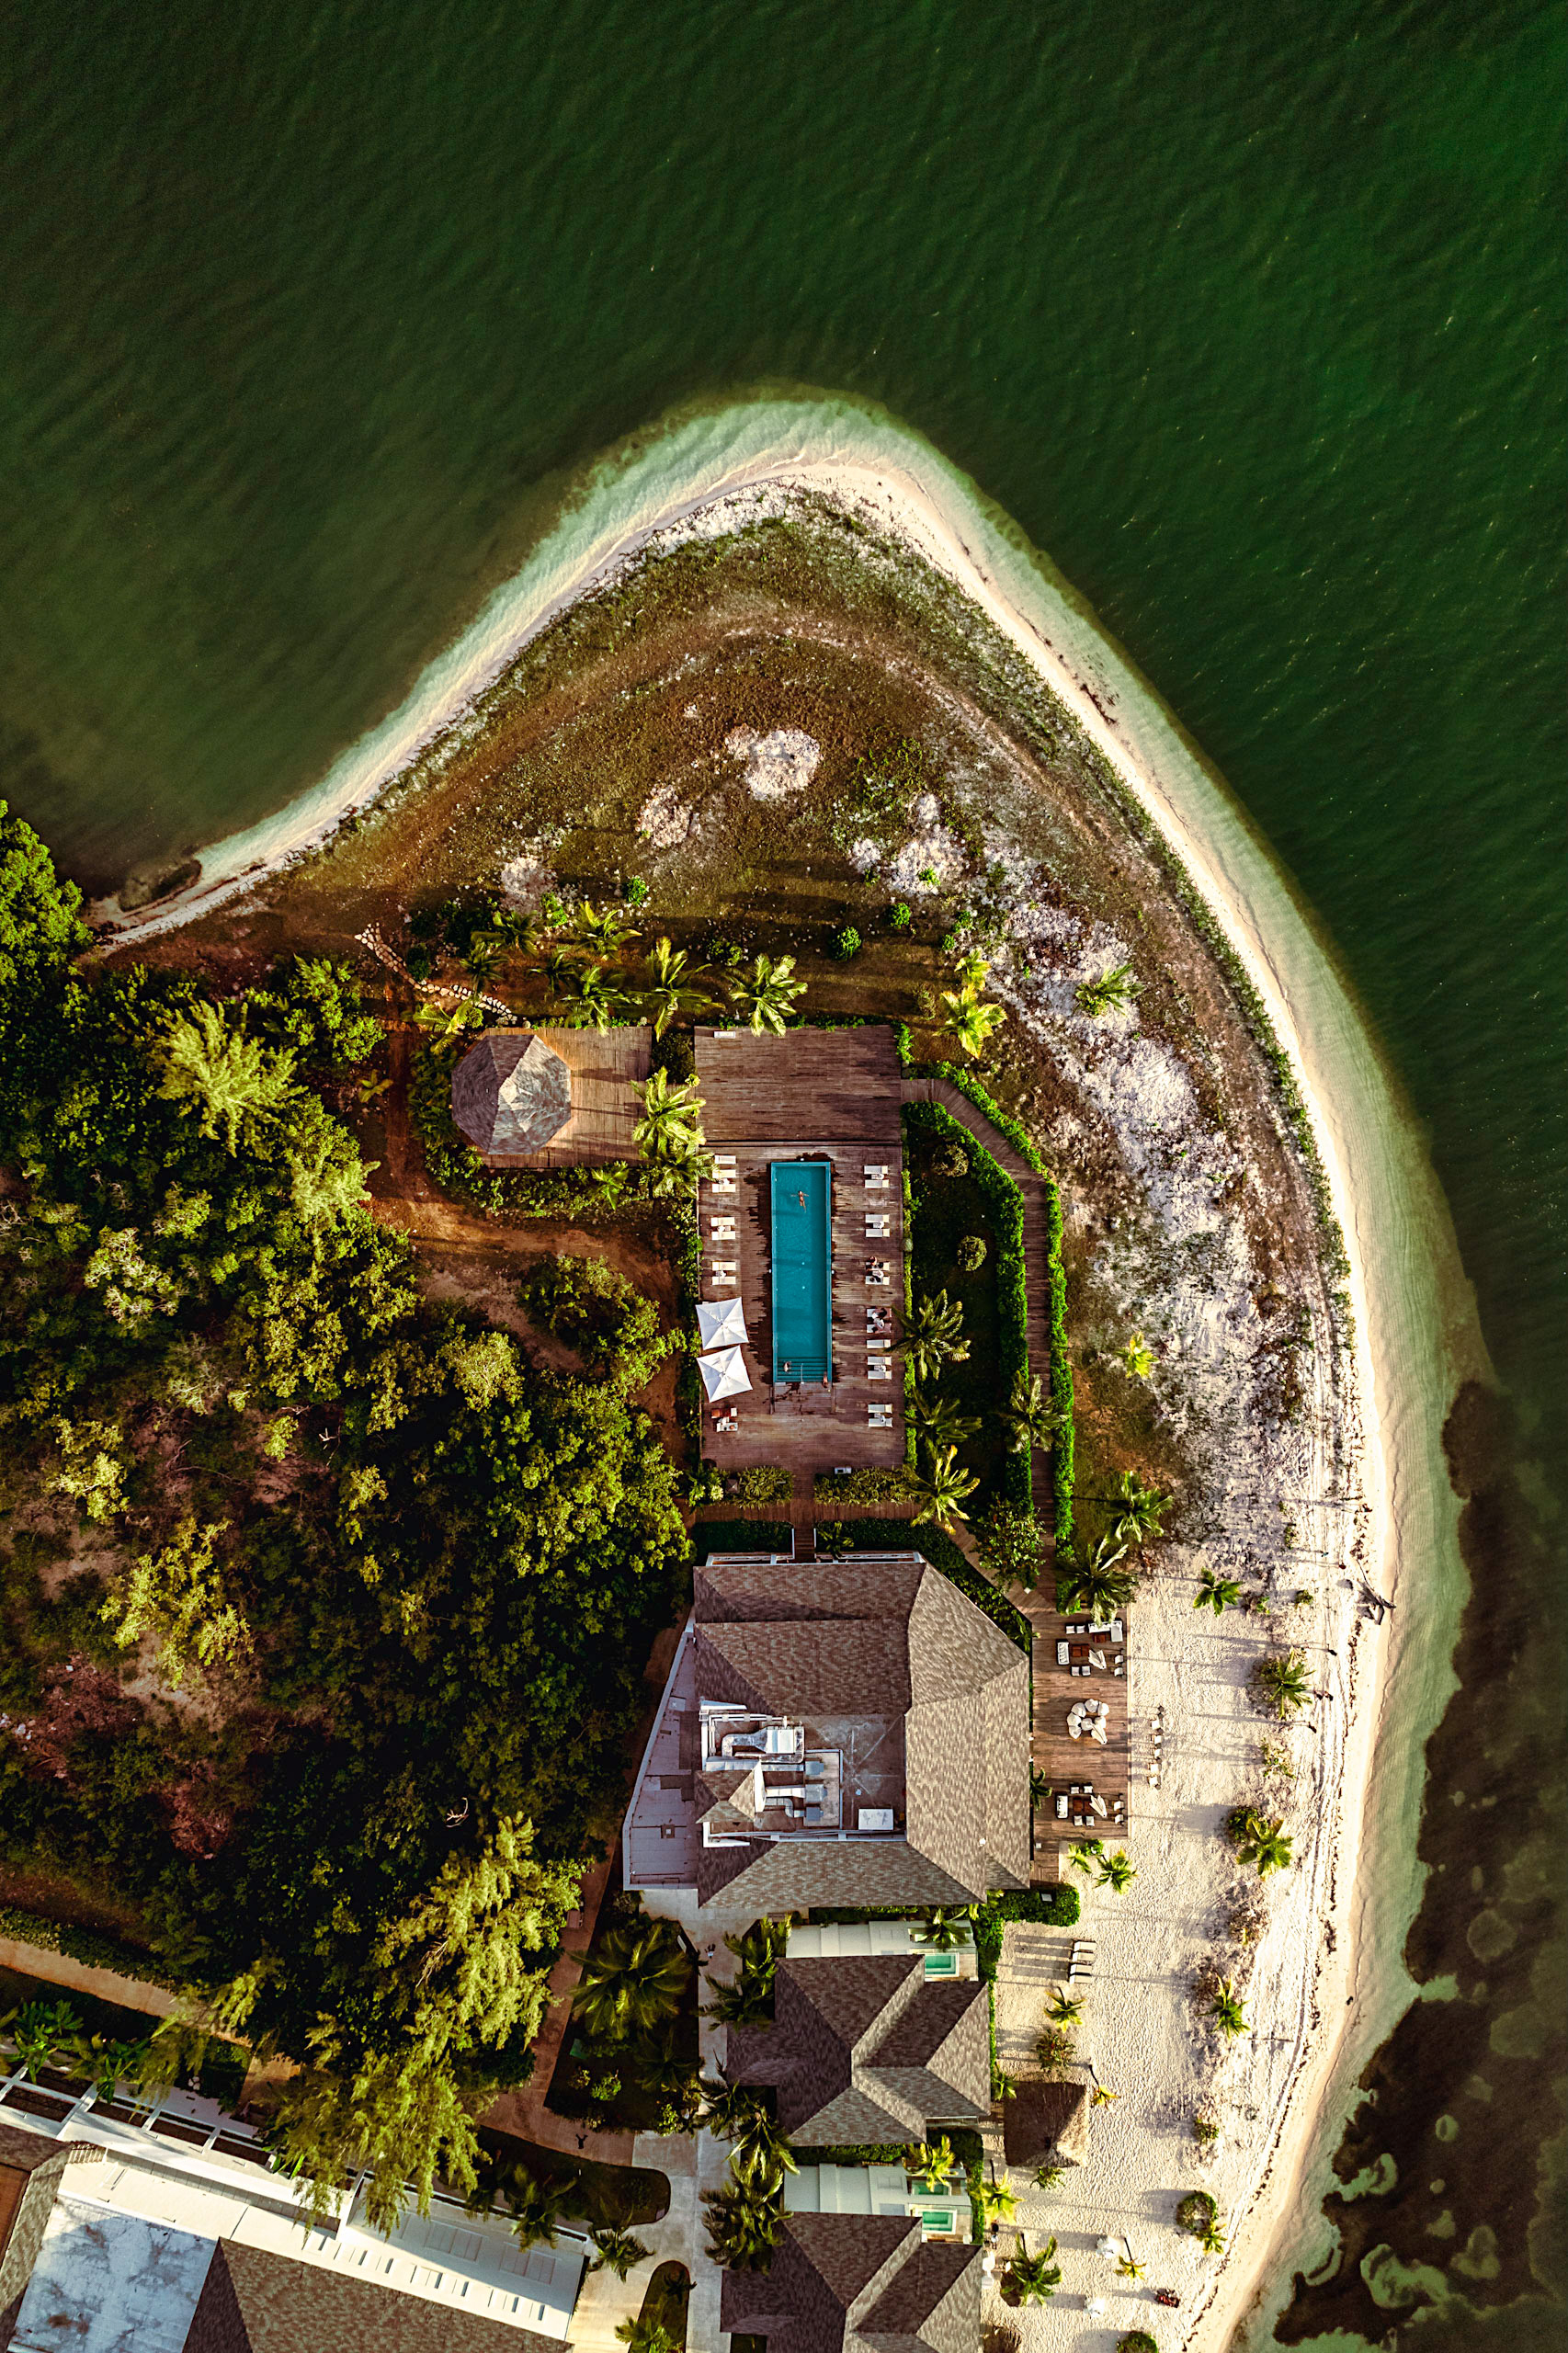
[93,399,1483,2343]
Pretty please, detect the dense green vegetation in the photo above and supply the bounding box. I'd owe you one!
[0,806,687,2223]
[901,1104,1023,1512]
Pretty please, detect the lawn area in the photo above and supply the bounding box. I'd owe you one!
[903,1110,1008,1509]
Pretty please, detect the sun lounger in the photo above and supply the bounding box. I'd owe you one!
[865,1213,891,1237]
[863,1165,890,1188]
[866,1262,892,1286]
[710,1218,736,1240]
[868,1359,892,1381]
[712,1153,737,1166]
[710,1173,737,1194]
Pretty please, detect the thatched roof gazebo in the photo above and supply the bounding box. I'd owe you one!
[450,1031,573,1154]
[1003,2075,1091,2170]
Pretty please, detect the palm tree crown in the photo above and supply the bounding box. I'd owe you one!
[909,1443,978,1530]
[570,1921,692,2042]
[729,953,806,1035]
[998,1370,1062,1457]
[642,938,711,1037]
[1006,2234,1062,2303]
[905,1290,970,1385]
[1235,1810,1294,1875]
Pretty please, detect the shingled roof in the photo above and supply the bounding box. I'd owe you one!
[450,1031,573,1154]
[727,1956,990,2144]
[1002,2075,1092,2170]
[721,2213,982,2353]
[687,1556,1028,1913]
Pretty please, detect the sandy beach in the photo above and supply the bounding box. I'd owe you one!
[94,400,1483,2342]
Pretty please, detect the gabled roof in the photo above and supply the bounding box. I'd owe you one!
[728,1957,990,2143]
[720,2213,983,2353]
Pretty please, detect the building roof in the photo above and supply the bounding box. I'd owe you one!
[728,1956,990,2143]
[683,1556,1028,1913]
[187,2239,554,2352]
[721,2213,982,2353]
[450,1032,574,1154]
[1002,2075,1092,2170]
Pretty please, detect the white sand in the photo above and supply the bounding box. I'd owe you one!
[98,397,1484,2340]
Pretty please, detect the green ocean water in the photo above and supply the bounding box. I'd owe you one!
[1,0,1562,2334]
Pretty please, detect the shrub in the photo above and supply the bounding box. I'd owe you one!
[704,934,744,970]
[624,876,651,908]
[0,1904,190,1995]
[812,1466,914,1506]
[518,1255,668,1391]
[828,926,862,961]
[956,1233,987,1273]
[1192,2110,1220,2147]
[905,1101,1030,1508]
[1176,2189,1217,2236]
[729,1466,791,1506]
[1118,2335,1159,2353]
[933,1142,969,1179]
[888,902,913,933]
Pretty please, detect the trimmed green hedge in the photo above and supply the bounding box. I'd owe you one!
[1042,1176,1075,1552]
[834,1518,1030,1653]
[903,1102,1029,1509]
[0,1903,190,1995]
[730,1467,791,1505]
[972,1887,1081,1980]
[693,1519,791,1557]
[812,1466,914,1506]
[916,1059,1050,1181]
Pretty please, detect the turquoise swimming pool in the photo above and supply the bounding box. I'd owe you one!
[770,1160,832,1384]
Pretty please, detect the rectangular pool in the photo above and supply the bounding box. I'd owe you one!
[770,1159,833,1383]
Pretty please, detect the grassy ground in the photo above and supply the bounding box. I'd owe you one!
[903,1117,1006,1510]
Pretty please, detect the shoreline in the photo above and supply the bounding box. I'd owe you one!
[93,398,1484,2339]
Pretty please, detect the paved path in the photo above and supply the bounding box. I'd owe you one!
[0,1938,182,2020]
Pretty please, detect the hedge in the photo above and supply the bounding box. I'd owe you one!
[903,1101,1030,1509]
[812,1466,914,1506]
[730,1467,791,1506]
[915,1058,1050,1181]
[971,1887,1080,1980]
[0,1903,191,1995]
[693,1519,792,1558]
[834,1518,1030,1654]
[1042,1176,1075,1552]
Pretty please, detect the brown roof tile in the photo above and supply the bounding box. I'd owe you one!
[187,2239,555,2353]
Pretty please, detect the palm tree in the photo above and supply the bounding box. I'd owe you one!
[1210,1979,1249,2039]
[642,938,711,1037]
[571,1921,693,2042]
[159,1004,299,1151]
[997,1370,1063,1458]
[703,1972,775,2029]
[1198,2211,1227,2256]
[908,1387,982,1452]
[701,2181,780,2270]
[1033,2161,1066,2191]
[637,2046,705,2123]
[70,2032,153,2106]
[1111,1471,1168,1546]
[905,1290,970,1384]
[567,961,631,1031]
[503,2165,579,2249]
[1096,1849,1136,1894]
[1067,1837,1108,1880]
[914,1905,975,1951]
[954,949,992,993]
[909,1443,979,1530]
[544,946,585,1006]
[1029,1767,1051,1811]
[587,2225,653,2279]
[616,2325,679,2353]
[1088,2080,1119,2109]
[1043,1986,1085,2026]
[1256,1651,1312,1718]
[725,2106,798,2189]
[4,1998,84,2081]
[565,898,641,958]
[1035,2024,1076,2074]
[940,990,1005,1060]
[729,952,806,1035]
[1195,1567,1241,1615]
[1234,1811,1294,1875]
[1115,2241,1147,2281]
[1056,1535,1139,1621]
[903,2137,957,2192]
[1075,961,1139,1017]
[1119,1328,1156,1378]
[413,993,484,1046]
[975,2174,1019,2227]
[631,1068,707,1159]
[1005,2234,1062,2303]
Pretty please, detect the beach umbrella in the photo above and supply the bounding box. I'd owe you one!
[699,1347,752,1402]
[697,1296,749,1351]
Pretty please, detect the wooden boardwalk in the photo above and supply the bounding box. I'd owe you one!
[695,1029,907,1474]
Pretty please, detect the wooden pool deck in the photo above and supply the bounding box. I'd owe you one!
[695,1028,906,1472]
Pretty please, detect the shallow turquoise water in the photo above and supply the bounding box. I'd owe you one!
[1,1,1562,2331]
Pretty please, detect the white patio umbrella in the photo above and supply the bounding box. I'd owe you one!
[698,1346,752,1402]
[697,1295,749,1351]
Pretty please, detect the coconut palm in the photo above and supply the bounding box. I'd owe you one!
[587,2225,653,2279]
[615,2325,678,2353]
[1005,2234,1062,2303]
[1210,1979,1249,2039]
[914,1905,975,1951]
[566,961,633,1031]
[413,992,485,1046]
[160,1004,299,1151]
[1033,2161,1067,2191]
[1194,1567,1242,1616]
[1110,1471,1168,1546]
[1075,961,1139,1017]
[908,1387,982,1452]
[1115,2242,1147,2280]
[909,1443,979,1530]
[725,2106,798,2189]
[905,1290,971,1385]
[71,2032,153,2106]
[1198,2211,1227,2255]
[642,937,712,1037]
[3,1998,83,2081]
[997,1370,1063,1457]
[729,952,806,1035]
[503,2165,579,2250]
[571,1920,692,2043]
[903,2137,957,2192]
[1256,1651,1312,1719]
[1088,2080,1120,2109]
[631,1068,707,1159]
[564,898,641,958]
[1067,1837,1108,1880]
[1096,1849,1137,1894]
[1055,1535,1139,1621]
[975,2175,1019,2227]
[1119,1328,1156,1379]
[1029,1767,1051,1811]
[1234,1810,1294,1876]
[1035,2024,1076,2075]
[1043,1986,1085,2026]
[703,1972,775,2029]
[940,989,1005,1060]
[701,2181,780,2270]
[544,946,586,1006]
[637,2046,705,2123]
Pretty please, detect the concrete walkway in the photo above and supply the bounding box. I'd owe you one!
[0,1936,182,2020]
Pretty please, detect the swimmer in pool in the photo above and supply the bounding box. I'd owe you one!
[797,1189,806,1206]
